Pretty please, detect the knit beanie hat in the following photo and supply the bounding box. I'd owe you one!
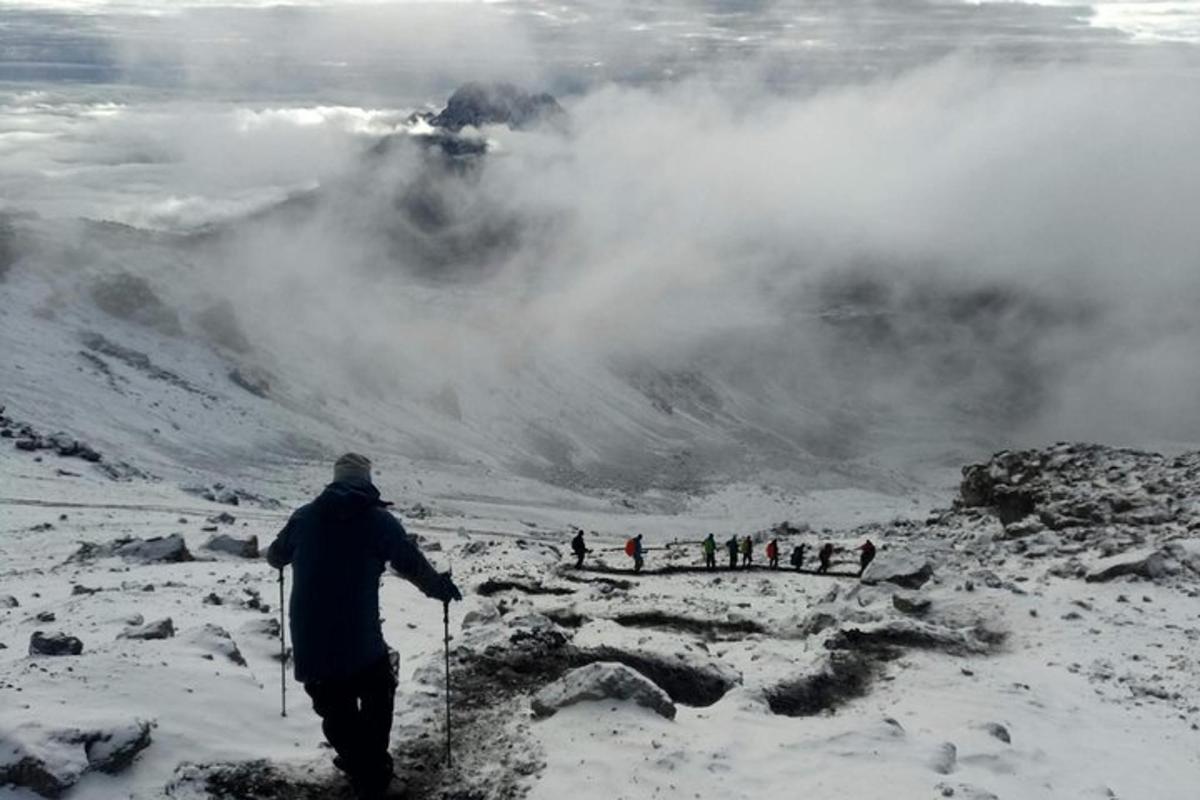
[333,452,372,484]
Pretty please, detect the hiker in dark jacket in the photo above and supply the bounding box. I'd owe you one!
[858,539,877,576]
[790,543,807,571]
[725,536,739,569]
[571,530,589,569]
[817,542,834,574]
[268,453,461,800]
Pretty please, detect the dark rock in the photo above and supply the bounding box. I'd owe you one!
[83,721,153,774]
[206,512,236,525]
[71,585,101,596]
[983,722,1011,744]
[191,624,246,666]
[119,618,175,640]
[35,611,56,623]
[891,593,932,616]
[204,534,259,559]
[72,534,193,564]
[229,367,270,398]
[431,82,565,132]
[29,631,83,656]
[0,595,18,608]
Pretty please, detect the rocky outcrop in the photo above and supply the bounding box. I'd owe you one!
[430,83,565,132]
[531,662,676,720]
[71,534,193,564]
[957,444,1199,534]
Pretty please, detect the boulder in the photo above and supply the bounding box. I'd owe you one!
[203,534,259,559]
[891,593,932,616]
[861,553,934,589]
[82,721,152,774]
[119,618,175,641]
[531,662,676,720]
[72,534,193,564]
[114,534,192,563]
[0,720,151,798]
[190,624,246,667]
[29,632,83,657]
[0,595,18,608]
[1085,550,1175,583]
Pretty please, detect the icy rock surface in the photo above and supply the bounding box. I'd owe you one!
[531,662,677,720]
[0,720,151,798]
[861,551,934,589]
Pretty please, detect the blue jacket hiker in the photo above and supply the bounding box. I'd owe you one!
[268,453,461,800]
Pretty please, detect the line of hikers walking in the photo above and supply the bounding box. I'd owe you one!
[571,529,876,576]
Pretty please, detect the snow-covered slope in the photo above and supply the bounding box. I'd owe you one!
[1,442,1197,799]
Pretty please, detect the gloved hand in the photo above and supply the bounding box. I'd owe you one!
[429,571,462,603]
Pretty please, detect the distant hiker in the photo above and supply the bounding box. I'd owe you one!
[790,544,807,571]
[267,453,462,800]
[627,534,645,573]
[571,530,589,569]
[817,542,834,574]
[702,533,717,570]
[858,539,877,576]
[725,536,739,569]
[740,536,753,567]
[766,538,780,569]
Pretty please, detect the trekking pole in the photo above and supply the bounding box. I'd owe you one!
[442,597,452,768]
[278,568,287,718]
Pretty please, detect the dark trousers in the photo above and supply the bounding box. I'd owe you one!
[728,552,737,569]
[704,552,716,569]
[304,656,397,793]
[741,553,751,567]
[574,551,585,569]
[769,556,779,569]
[634,555,644,573]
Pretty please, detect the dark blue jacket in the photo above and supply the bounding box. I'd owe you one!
[267,481,441,683]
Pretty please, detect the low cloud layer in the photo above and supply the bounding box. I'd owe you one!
[2,3,1199,487]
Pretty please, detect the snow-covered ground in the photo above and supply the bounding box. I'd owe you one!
[2,436,1197,799]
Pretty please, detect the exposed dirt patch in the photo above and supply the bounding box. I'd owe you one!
[559,573,634,591]
[765,651,879,717]
[476,579,576,597]
[612,611,765,640]
[166,760,352,799]
[767,622,1005,717]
